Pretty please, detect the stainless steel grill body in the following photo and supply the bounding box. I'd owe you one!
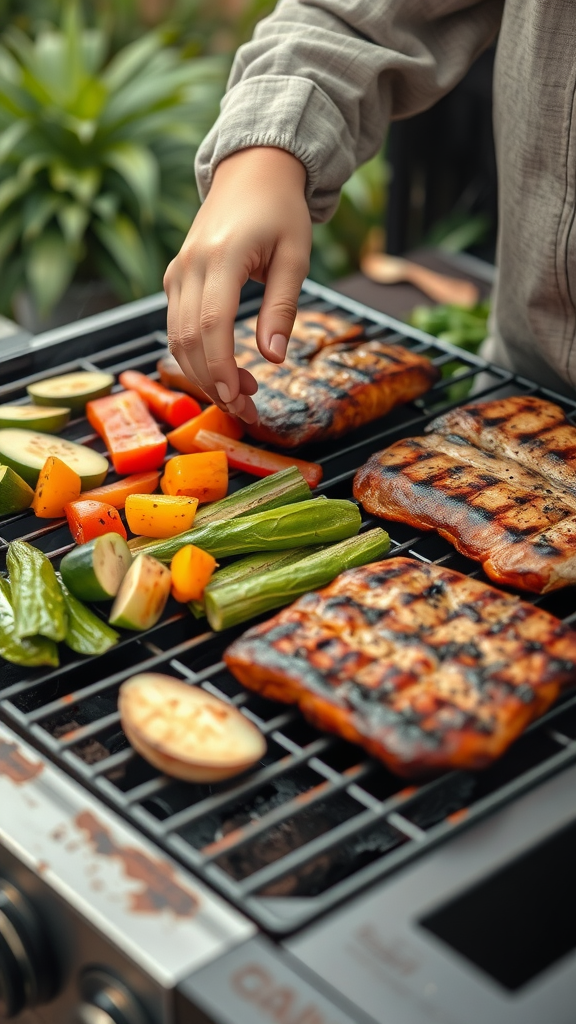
[1,280,576,1023]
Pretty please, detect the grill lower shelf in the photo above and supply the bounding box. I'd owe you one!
[1,279,576,936]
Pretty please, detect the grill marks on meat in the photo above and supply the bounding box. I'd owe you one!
[354,396,576,593]
[225,558,576,777]
[233,310,439,448]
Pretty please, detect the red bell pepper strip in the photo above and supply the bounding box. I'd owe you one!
[192,430,323,488]
[119,370,201,428]
[79,470,161,509]
[86,390,167,474]
[64,499,127,544]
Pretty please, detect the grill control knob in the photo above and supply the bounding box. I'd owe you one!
[0,879,57,1018]
[76,970,149,1024]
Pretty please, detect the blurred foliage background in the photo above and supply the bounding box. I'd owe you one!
[0,0,388,328]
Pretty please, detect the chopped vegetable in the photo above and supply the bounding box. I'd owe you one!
[161,451,228,503]
[32,456,81,519]
[86,390,167,474]
[127,496,360,563]
[192,429,323,488]
[129,467,311,555]
[205,527,390,630]
[60,534,132,602]
[0,465,34,515]
[0,578,59,667]
[65,499,127,544]
[167,405,243,452]
[58,577,120,656]
[79,469,160,509]
[157,354,207,403]
[118,370,201,428]
[0,405,70,432]
[0,428,109,488]
[125,493,198,538]
[119,673,266,782]
[7,540,67,641]
[189,548,319,618]
[109,554,171,631]
[28,371,114,412]
[171,545,217,603]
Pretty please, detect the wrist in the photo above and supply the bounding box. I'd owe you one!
[212,146,307,193]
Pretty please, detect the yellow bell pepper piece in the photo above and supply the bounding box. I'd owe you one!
[160,451,228,503]
[125,493,198,538]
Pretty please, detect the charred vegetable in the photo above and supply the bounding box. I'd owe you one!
[7,540,67,641]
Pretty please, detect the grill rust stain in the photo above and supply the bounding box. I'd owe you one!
[74,811,198,918]
[0,740,43,784]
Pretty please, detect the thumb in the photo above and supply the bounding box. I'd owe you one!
[255,249,308,364]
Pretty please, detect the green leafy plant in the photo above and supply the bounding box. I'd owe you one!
[0,3,226,318]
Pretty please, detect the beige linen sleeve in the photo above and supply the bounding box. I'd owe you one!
[195,0,503,222]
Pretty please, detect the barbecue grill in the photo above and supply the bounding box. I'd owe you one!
[0,279,574,1024]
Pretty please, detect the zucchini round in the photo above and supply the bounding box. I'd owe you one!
[0,465,34,515]
[109,554,171,631]
[0,404,71,432]
[0,429,109,488]
[27,371,114,413]
[60,533,132,602]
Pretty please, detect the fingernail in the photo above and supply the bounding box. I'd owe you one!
[228,394,246,415]
[215,381,232,404]
[269,334,288,360]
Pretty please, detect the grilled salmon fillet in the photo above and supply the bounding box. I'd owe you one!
[354,396,576,593]
[233,309,439,448]
[225,558,576,776]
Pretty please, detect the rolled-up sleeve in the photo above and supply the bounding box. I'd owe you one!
[195,0,503,222]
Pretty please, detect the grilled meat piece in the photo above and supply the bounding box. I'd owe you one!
[354,396,576,593]
[225,558,576,776]
[233,309,439,448]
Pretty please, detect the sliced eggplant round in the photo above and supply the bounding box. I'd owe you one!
[27,371,114,413]
[119,673,266,782]
[0,428,109,488]
[60,533,132,602]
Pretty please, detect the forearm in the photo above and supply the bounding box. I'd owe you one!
[196,0,503,221]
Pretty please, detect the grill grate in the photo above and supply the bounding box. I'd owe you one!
[3,278,576,935]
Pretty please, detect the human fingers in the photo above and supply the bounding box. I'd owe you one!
[238,367,258,395]
[255,242,310,364]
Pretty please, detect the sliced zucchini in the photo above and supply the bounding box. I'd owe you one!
[0,429,109,488]
[109,554,171,631]
[0,404,71,433]
[60,533,132,602]
[27,371,114,413]
[0,465,34,515]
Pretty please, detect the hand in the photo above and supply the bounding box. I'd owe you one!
[163,146,311,422]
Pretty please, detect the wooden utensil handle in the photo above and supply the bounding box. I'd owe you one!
[405,263,480,307]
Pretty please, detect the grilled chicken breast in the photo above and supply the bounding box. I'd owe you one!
[233,309,439,448]
[225,558,576,777]
[354,396,576,593]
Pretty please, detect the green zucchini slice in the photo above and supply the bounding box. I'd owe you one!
[0,465,34,515]
[0,429,109,488]
[60,533,132,602]
[27,371,114,413]
[109,554,171,631]
[0,405,71,432]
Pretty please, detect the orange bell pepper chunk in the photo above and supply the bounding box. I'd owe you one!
[32,456,82,519]
[160,451,228,504]
[64,499,127,544]
[79,470,160,509]
[125,493,198,538]
[167,405,244,453]
[171,544,217,603]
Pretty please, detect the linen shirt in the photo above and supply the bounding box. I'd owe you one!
[196,1,576,395]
